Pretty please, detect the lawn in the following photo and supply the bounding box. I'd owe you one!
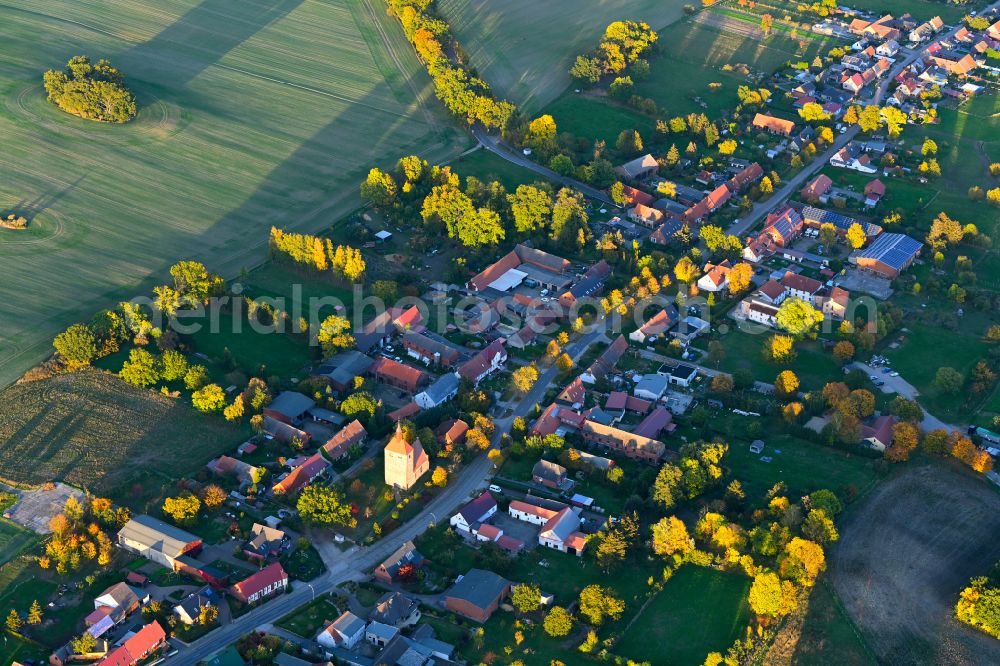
[545,94,658,149]
[448,148,553,191]
[187,311,312,379]
[700,329,843,392]
[616,566,751,666]
[0,520,39,567]
[276,593,343,638]
[884,322,990,420]
[723,427,882,503]
[0,0,468,387]
[437,0,689,111]
[0,369,246,493]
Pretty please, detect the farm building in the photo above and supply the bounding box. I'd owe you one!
[117,516,202,569]
[850,232,923,278]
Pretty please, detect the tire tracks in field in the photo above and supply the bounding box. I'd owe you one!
[356,0,437,128]
[0,2,431,125]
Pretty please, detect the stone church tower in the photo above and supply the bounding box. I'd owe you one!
[384,422,430,490]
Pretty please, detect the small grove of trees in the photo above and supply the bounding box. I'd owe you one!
[269,227,365,281]
[43,55,136,123]
[569,21,659,85]
[956,562,1000,639]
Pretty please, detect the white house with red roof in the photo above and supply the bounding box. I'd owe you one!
[457,339,507,385]
[228,562,288,605]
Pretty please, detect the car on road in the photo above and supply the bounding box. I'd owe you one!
[890,372,900,377]
[875,380,886,386]
[882,368,892,374]
[488,484,502,493]
[869,375,878,381]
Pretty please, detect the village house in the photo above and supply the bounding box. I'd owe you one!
[450,492,498,534]
[580,335,628,384]
[414,371,460,409]
[780,271,824,304]
[457,339,508,385]
[633,406,675,439]
[369,356,427,394]
[172,588,214,625]
[538,507,588,556]
[628,203,664,227]
[861,415,897,451]
[370,591,421,628]
[801,206,882,239]
[800,174,833,201]
[532,459,569,489]
[384,422,430,490]
[272,452,329,495]
[323,419,368,460]
[580,419,665,462]
[864,179,886,207]
[228,562,288,605]
[96,621,167,666]
[89,582,145,629]
[697,261,732,293]
[366,621,399,648]
[830,142,878,173]
[374,541,424,584]
[435,418,469,448]
[402,331,461,367]
[629,305,679,343]
[752,112,796,136]
[443,569,511,623]
[556,376,587,406]
[318,611,367,651]
[243,523,287,562]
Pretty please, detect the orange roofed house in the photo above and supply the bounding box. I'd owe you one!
[384,422,430,490]
[752,113,795,137]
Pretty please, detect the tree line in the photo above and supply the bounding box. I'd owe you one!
[387,0,515,129]
[268,227,366,282]
[43,55,137,123]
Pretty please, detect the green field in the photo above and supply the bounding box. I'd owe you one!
[701,329,843,392]
[616,567,751,665]
[438,0,688,111]
[0,369,245,492]
[448,148,553,190]
[546,94,659,149]
[0,520,38,567]
[793,578,875,666]
[634,21,838,117]
[0,0,468,387]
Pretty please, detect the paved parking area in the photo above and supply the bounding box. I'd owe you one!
[838,270,894,300]
[2,482,85,534]
[851,362,919,399]
[491,512,540,550]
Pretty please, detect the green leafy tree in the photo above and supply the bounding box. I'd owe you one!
[341,392,379,422]
[163,494,201,525]
[578,585,625,625]
[169,261,224,305]
[543,606,574,636]
[748,572,797,618]
[53,323,99,367]
[160,349,188,382]
[775,297,824,337]
[508,184,553,234]
[511,583,542,614]
[119,348,159,388]
[316,315,355,357]
[191,384,226,413]
[651,516,693,557]
[296,485,356,527]
[360,167,398,208]
[43,55,136,122]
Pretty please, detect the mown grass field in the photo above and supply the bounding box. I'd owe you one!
[0,520,39,567]
[616,567,751,666]
[0,0,468,387]
[438,0,688,111]
[0,370,245,493]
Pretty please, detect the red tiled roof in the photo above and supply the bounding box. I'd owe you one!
[458,339,506,382]
[323,420,368,458]
[801,174,833,199]
[468,250,521,291]
[388,401,421,422]
[752,113,795,135]
[371,357,425,391]
[230,563,287,600]
[509,500,559,521]
[759,280,785,301]
[781,271,823,294]
[99,621,166,665]
[621,184,654,207]
[477,524,502,540]
[273,453,327,494]
[557,377,586,405]
[633,407,674,439]
[865,179,886,196]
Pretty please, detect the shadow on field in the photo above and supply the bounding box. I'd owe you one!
[125,0,304,85]
[14,174,86,219]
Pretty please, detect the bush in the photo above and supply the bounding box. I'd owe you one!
[43,56,136,123]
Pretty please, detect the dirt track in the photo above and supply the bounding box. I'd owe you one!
[831,463,1000,665]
